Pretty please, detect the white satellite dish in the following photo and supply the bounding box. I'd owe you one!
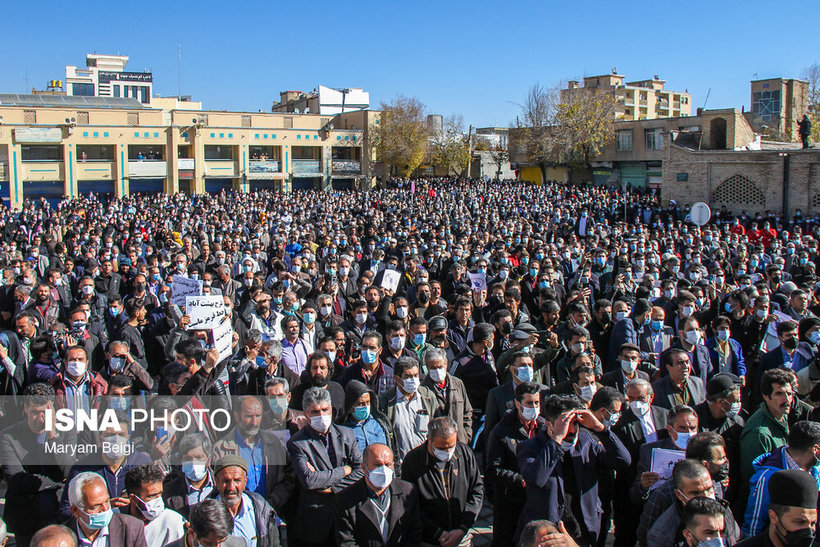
[689,202,711,226]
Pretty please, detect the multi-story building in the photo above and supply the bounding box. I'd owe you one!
[746,77,808,140]
[563,70,692,121]
[0,94,373,208]
[272,86,369,115]
[65,54,154,105]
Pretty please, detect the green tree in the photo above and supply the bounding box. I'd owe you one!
[372,95,427,178]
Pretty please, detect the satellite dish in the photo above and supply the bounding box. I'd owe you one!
[689,202,711,226]
[294,108,300,114]
[304,108,309,113]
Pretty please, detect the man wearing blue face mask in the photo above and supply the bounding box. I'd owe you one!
[704,316,746,381]
[630,405,699,505]
[68,472,147,547]
[339,330,395,396]
[340,380,391,454]
[608,298,653,371]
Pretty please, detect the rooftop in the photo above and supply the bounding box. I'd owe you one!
[0,94,146,109]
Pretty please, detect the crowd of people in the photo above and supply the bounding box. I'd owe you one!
[0,178,819,546]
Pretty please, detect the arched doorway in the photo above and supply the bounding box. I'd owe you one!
[710,118,727,150]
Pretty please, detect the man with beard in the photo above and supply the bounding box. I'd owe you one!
[212,396,295,515]
[288,351,345,418]
[206,456,281,547]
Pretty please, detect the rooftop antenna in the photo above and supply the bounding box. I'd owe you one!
[177,45,182,99]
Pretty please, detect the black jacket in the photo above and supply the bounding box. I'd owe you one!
[334,477,422,547]
[203,489,280,547]
[400,441,484,544]
[0,419,76,535]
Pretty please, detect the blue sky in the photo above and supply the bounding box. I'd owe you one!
[1,0,816,127]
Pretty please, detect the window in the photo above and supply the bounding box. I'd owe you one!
[752,90,781,121]
[140,87,149,103]
[204,145,234,160]
[616,130,633,151]
[645,128,663,150]
[77,145,114,161]
[23,110,36,124]
[113,85,120,98]
[21,145,62,161]
[284,117,293,129]
[72,83,94,96]
[127,112,139,126]
[241,115,252,128]
[77,112,89,125]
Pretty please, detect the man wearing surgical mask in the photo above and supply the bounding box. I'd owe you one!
[339,330,396,396]
[611,378,670,547]
[516,394,631,546]
[379,357,437,462]
[681,496,728,547]
[589,386,626,547]
[486,382,542,547]
[631,404,700,503]
[287,387,363,546]
[420,347,472,445]
[671,316,714,384]
[603,343,650,396]
[59,412,152,522]
[125,464,185,546]
[335,443,422,546]
[401,416,484,547]
[50,345,108,414]
[67,472,148,547]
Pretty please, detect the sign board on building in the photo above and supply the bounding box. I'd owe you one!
[98,71,153,83]
[690,202,711,226]
[14,127,62,143]
[677,173,688,182]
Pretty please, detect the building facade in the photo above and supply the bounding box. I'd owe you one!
[564,71,692,121]
[272,86,369,115]
[746,77,809,141]
[0,95,372,208]
[65,54,153,105]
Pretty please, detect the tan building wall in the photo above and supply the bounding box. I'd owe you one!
[662,136,820,216]
[565,73,692,121]
[0,103,366,208]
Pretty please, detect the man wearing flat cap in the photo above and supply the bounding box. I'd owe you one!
[203,455,282,547]
[735,469,819,546]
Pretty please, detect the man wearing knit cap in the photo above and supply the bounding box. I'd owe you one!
[608,298,653,370]
[204,455,282,547]
[735,469,818,546]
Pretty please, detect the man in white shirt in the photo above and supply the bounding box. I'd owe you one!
[124,465,185,547]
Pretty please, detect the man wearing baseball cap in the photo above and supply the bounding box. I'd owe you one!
[735,469,818,546]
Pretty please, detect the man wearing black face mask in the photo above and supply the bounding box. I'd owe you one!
[735,469,818,547]
[742,421,820,539]
[589,299,614,359]
[758,321,800,385]
[491,309,514,362]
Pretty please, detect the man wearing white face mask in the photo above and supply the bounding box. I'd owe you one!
[125,464,185,546]
[484,352,549,444]
[672,317,714,385]
[611,378,670,547]
[421,347,473,445]
[287,387,363,546]
[335,443,422,546]
[379,357,437,463]
[50,345,108,413]
[486,382,542,547]
[516,394,631,546]
[401,417,484,547]
[602,343,650,396]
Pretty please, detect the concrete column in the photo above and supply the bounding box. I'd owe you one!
[166,128,180,194]
[192,128,206,194]
[8,143,23,209]
[115,143,127,197]
[64,141,76,198]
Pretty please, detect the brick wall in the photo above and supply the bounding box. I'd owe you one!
[662,140,820,215]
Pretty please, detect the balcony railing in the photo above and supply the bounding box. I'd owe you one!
[332,160,361,174]
[639,99,648,106]
[128,161,167,178]
[292,159,321,175]
[0,162,5,181]
[673,101,681,109]
[249,159,281,173]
